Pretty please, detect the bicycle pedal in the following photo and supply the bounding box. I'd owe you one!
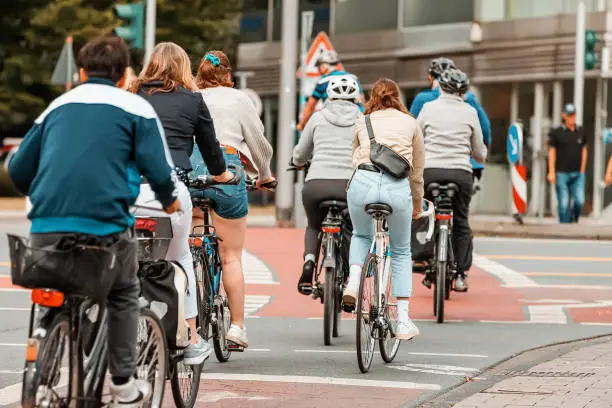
[227,342,245,352]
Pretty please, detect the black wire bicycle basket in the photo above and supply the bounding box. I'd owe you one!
[7,234,120,301]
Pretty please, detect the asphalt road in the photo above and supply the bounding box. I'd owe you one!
[0,220,611,407]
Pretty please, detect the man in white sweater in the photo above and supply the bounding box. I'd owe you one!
[417,69,487,292]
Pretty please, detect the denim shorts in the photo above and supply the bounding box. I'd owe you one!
[189,146,248,220]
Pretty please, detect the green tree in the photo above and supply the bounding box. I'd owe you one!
[156,0,243,69]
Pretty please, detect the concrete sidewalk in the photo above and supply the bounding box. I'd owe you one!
[451,339,612,408]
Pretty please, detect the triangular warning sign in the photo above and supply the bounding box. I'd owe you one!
[51,37,78,87]
[300,32,344,78]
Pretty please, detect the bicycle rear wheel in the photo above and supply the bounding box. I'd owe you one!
[323,266,336,346]
[23,312,79,408]
[356,254,377,373]
[379,260,400,363]
[136,308,167,408]
[213,289,232,362]
[171,283,204,408]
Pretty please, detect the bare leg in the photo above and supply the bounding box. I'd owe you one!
[212,212,247,328]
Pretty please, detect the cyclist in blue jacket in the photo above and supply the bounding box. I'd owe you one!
[410,58,491,185]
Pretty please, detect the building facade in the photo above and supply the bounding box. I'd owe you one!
[239,0,612,216]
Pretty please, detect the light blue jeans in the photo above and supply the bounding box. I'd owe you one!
[347,169,413,298]
[555,172,585,223]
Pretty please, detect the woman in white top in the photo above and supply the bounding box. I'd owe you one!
[190,50,275,348]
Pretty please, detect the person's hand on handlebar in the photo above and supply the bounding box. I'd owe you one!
[257,176,277,190]
[412,208,421,220]
[164,198,182,214]
[212,170,234,184]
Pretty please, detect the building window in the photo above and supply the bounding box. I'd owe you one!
[241,0,269,43]
[402,0,473,28]
[273,0,331,41]
[333,0,398,35]
[506,0,599,20]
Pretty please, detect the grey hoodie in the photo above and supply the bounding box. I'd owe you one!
[292,100,360,182]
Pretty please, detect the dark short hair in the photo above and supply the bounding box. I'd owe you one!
[77,35,130,83]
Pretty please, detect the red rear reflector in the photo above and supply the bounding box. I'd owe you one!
[135,218,157,232]
[31,289,64,307]
[25,338,40,362]
[322,226,341,233]
[189,237,203,247]
[436,214,453,221]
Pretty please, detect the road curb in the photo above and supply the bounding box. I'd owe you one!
[472,225,612,241]
[404,333,612,408]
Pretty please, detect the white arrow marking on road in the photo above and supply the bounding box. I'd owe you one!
[199,391,273,403]
[243,251,278,285]
[472,253,538,288]
[388,363,478,376]
[527,300,612,324]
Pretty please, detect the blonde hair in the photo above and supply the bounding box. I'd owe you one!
[195,50,233,89]
[130,42,197,93]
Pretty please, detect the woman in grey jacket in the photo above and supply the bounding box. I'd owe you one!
[292,76,361,295]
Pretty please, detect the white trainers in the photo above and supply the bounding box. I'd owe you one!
[395,318,420,341]
[109,378,151,408]
[183,335,212,365]
[342,270,361,306]
[226,324,248,348]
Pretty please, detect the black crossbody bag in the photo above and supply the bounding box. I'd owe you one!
[365,115,411,178]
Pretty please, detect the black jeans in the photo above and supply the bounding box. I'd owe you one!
[302,179,350,262]
[30,230,140,378]
[424,168,474,276]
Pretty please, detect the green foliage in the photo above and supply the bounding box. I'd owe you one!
[0,0,244,137]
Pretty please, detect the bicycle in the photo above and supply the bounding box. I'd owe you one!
[134,211,203,408]
[185,167,276,361]
[425,182,459,324]
[288,162,350,346]
[354,201,433,373]
[8,234,167,408]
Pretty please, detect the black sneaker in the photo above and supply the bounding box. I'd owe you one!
[297,260,315,295]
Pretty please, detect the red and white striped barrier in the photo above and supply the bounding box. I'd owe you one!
[511,164,527,214]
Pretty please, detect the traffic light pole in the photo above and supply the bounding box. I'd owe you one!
[144,0,156,65]
[574,0,586,126]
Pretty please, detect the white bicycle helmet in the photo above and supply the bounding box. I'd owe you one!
[326,76,360,100]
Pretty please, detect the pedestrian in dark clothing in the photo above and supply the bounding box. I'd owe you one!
[547,103,588,223]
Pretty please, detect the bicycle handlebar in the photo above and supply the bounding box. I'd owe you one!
[186,164,243,189]
[416,199,435,241]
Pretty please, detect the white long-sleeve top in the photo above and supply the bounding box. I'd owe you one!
[199,86,273,179]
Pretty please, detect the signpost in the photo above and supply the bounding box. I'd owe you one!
[51,36,78,91]
[508,123,526,224]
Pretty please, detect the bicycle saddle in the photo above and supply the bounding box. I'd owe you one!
[426,182,460,198]
[319,200,347,210]
[365,203,393,215]
[191,197,214,209]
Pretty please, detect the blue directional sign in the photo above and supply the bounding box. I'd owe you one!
[507,123,522,164]
[604,128,612,145]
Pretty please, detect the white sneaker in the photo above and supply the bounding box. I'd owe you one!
[226,324,248,348]
[183,335,212,365]
[109,378,151,408]
[395,318,420,341]
[342,272,361,306]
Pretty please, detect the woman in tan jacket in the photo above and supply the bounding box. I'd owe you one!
[343,78,425,340]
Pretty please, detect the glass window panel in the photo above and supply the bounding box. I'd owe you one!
[333,0,398,35]
[274,1,331,41]
[241,0,269,43]
[402,0,473,27]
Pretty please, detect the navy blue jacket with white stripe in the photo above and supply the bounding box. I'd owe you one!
[9,78,178,236]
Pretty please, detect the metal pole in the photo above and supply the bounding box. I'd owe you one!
[66,36,74,91]
[529,82,545,216]
[275,0,299,225]
[574,0,586,126]
[144,0,156,66]
[550,80,563,218]
[594,77,604,217]
[510,84,519,124]
[293,11,315,229]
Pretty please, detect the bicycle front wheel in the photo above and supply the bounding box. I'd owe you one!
[136,308,167,408]
[356,254,378,373]
[379,263,400,363]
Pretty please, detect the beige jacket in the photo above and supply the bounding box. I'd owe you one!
[352,109,425,208]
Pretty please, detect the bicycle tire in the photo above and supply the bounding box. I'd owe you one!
[171,282,204,408]
[323,266,336,346]
[356,253,377,373]
[379,254,400,363]
[136,308,167,408]
[333,252,344,338]
[22,312,79,408]
[213,289,232,362]
[194,249,211,341]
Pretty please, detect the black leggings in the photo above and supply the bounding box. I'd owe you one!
[424,168,473,275]
[302,179,349,260]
